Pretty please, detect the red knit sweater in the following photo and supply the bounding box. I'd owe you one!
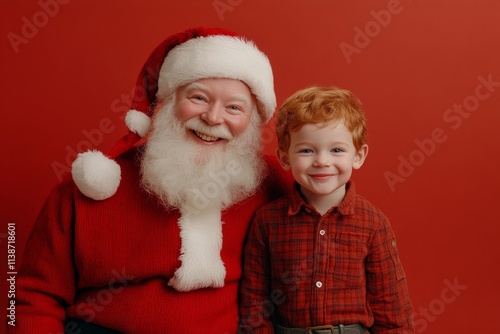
[10,149,291,334]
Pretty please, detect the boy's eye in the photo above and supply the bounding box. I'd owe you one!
[299,149,313,153]
[331,148,343,153]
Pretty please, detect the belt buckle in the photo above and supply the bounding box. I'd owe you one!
[305,325,335,334]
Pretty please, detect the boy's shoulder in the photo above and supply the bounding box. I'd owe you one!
[353,192,385,213]
[350,192,392,229]
[256,194,291,214]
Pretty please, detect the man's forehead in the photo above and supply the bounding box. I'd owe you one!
[183,78,248,90]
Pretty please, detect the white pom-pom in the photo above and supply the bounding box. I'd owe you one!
[125,109,151,137]
[72,150,121,200]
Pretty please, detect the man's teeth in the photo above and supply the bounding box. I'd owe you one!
[194,130,219,142]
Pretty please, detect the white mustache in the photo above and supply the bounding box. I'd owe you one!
[184,118,233,140]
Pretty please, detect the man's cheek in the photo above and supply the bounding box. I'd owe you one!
[229,119,250,138]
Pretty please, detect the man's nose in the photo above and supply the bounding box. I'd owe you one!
[201,103,224,125]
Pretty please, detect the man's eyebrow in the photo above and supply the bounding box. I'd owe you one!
[230,93,251,106]
[184,82,251,106]
[184,82,211,93]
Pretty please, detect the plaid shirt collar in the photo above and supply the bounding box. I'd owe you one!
[287,180,357,216]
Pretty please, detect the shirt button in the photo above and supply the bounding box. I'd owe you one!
[319,230,325,236]
[316,281,323,288]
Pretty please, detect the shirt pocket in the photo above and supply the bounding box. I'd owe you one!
[332,232,368,288]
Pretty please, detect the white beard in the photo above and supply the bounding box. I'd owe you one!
[140,99,264,291]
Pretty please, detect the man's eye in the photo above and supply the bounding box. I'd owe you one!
[188,93,208,102]
[228,105,242,112]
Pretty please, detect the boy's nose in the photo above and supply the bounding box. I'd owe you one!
[313,153,332,167]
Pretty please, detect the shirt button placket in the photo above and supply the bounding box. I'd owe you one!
[314,218,328,323]
[318,229,326,288]
[317,229,325,290]
[316,227,325,289]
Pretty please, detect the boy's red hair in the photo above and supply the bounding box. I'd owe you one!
[276,86,367,151]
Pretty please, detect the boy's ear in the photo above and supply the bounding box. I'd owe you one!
[276,148,292,171]
[353,144,369,170]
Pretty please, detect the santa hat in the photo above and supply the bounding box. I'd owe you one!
[72,27,276,201]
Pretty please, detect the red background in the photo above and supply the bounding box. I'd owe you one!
[1,0,499,332]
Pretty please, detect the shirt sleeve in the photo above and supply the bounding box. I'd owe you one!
[239,210,275,334]
[365,216,415,333]
[8,181,77,334]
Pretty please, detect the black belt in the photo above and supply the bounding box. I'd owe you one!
[275,324,368,334]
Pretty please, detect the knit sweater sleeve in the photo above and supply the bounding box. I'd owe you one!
[8,180,77,333]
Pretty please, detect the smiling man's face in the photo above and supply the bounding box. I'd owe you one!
[173,78,257,146]
[140,76,263,211]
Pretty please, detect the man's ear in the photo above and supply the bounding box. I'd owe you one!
[353,144,369,170]
[276,148,292,171]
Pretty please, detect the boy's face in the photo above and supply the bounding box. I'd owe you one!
[278,121,368,206]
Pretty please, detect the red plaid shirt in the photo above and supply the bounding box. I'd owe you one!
[239,181,414,333]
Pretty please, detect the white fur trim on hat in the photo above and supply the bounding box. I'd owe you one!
[125,109,151,138]
[168,205,226,291]
[157,35,276,123]
[72,150,121,200]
